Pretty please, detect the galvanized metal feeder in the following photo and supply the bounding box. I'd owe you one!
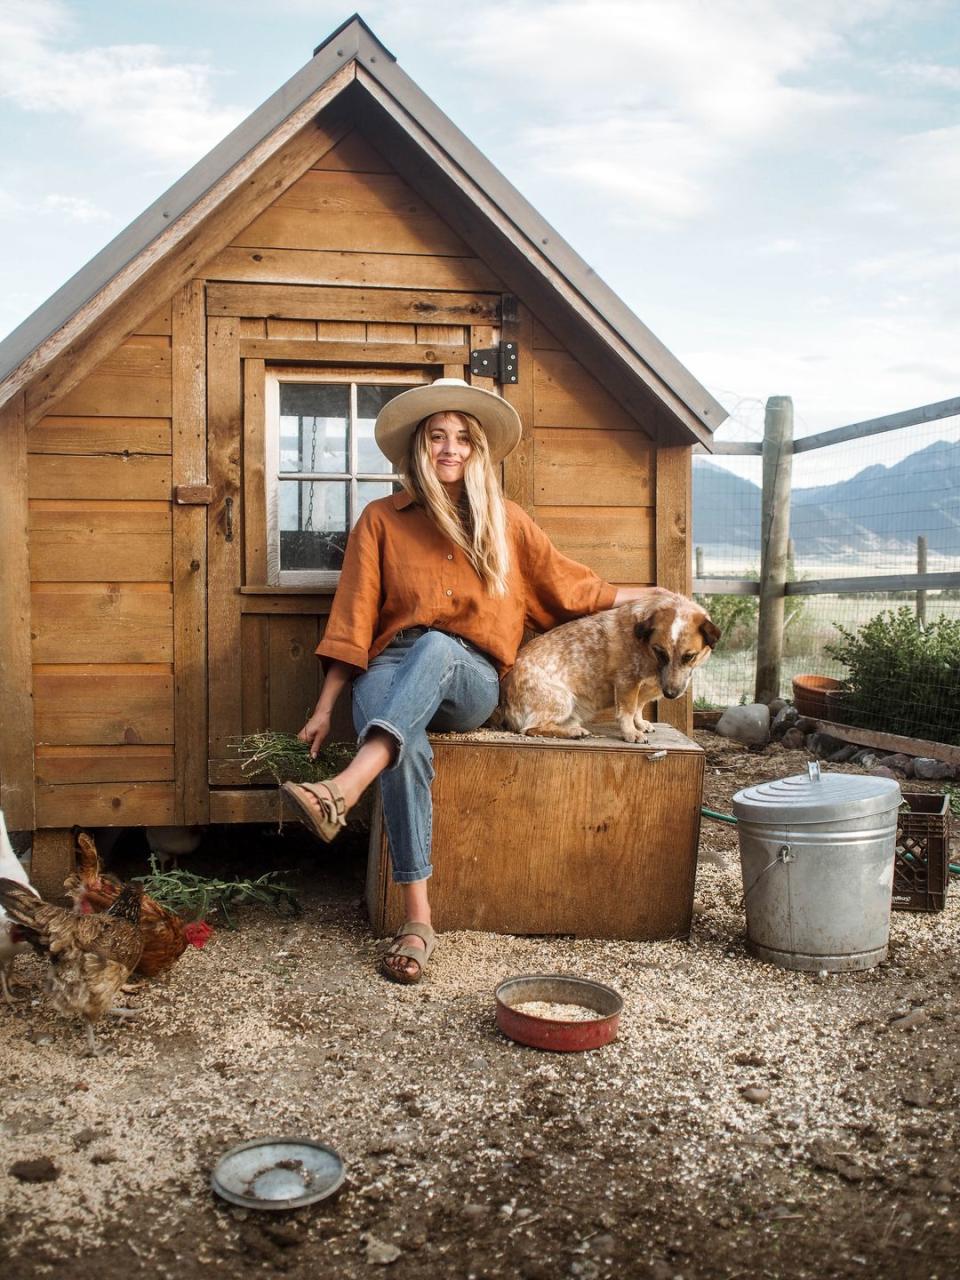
[211,1137,345,1210]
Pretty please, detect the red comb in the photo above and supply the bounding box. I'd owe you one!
[183,921,213,948]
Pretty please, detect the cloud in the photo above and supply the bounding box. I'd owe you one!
[0,0,245,165]
[41,193,113,223]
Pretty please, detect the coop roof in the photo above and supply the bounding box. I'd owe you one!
[0,13,726,445]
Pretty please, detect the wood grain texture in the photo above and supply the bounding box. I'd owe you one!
[29,829,74,899]
[172,280,209,824]
[28,416,172,455]
[266,318,317,340]
[534,350,650,434]
[33,664,174,746]
[366,322,416,343]
[240,594,333,615]
[30,583,173,663]
[206,246,502,292]
[36,783,177,828]
[656,446,693,733]
[238,340,465,365]
[137,304,172,336]
[35,745,175,784]
[534,428,654,506]
[206,283,499,325]
[468,324,496,393]
[27,453,172,500]
[240,614,270,733]
[242,357,267,584]
[0,393,35,827]
[369,729,704,939]
[36,343,172,419]
[206,318,243,758]
[537,507,655,583]
[29,501,172,582]
[209,788,282,824]
[313,129,393,173]
[267,614,320,733]
[501,300,535,513]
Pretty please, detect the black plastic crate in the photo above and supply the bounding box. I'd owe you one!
[893,792,952,913]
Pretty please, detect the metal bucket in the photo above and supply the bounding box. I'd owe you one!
[732,764,901,972]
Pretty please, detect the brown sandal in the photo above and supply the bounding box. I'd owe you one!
[380,922,436,986]
[280,780,347,842]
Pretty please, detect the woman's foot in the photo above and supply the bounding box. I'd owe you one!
[380,922,436,985]
[280,779,348,842]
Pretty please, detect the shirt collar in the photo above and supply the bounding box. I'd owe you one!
[392,490,416,510]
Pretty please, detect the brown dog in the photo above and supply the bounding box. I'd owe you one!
[500,589,720,742]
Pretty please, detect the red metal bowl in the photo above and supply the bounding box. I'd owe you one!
[495,974,623,1052]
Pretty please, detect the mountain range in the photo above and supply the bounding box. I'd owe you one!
[693,438,960,561]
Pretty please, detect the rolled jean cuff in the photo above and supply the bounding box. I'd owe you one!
[391,863,433,884]
[357,717,406,768]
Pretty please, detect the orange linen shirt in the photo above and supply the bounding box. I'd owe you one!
[316,492,617,675]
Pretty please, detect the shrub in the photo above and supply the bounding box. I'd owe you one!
[695,592,758,652]
[824,607,960,745]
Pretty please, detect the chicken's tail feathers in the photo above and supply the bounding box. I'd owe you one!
[74,830,101,880]
[0,876,45,926]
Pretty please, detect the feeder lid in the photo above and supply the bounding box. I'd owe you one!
[732,764,901,825]
[211,1137,345,1210]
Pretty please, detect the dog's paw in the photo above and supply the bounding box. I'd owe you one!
[619,723,648,744]
[633,715,653,733]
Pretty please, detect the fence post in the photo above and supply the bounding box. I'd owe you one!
[755,396,794,704]
[695,546,704,579]
[916,535,927,626]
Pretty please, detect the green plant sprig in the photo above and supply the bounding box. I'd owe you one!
[231,731,355,785]
[135,856,302,929]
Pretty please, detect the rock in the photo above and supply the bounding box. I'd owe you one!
[795,717,818,734]
[828,745,859,763]
[880,754,915,777]
[851,751,879,769]
[462,1203,488,1220]
[590,1234,616,1254]
[768,698,787,718]
[90,1151,120,1165]
[362,1234,402,1265]
[807,732,844,758]
[901,1083,933,1108]
[9,1157,59,1183]
[771,705,799,737]
[741,1086,771,1105]
[913,758,956,781]
[932,1178,954,1195]
[781,727,805,749]
[715,704,771,747]
[868,766,901,780]
[889,1008,927,1031]
[810,1142,869,1182]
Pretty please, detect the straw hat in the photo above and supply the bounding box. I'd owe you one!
[374,378,522,466]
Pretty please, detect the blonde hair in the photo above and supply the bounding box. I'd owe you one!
[401,411,511,597]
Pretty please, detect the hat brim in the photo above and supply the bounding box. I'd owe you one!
[374,380,522,466]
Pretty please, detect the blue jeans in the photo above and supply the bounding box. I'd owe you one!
[352,628,500,884]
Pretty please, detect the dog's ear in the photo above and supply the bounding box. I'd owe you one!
[700,619,721,649]
[634,619,655,645]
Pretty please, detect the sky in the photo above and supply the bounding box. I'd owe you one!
[1,0,958,476]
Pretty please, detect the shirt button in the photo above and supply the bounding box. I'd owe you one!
[446,589,453,597]
[446,554,453,561]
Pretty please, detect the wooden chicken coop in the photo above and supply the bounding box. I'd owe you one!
[0,16,725,899]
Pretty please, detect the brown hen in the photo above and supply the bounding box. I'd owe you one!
[0,877,143,1055]
[65,832,212,978]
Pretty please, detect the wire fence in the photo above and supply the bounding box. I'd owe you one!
[691,399,960,744]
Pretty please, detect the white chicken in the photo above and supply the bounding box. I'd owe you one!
[0,810,38,1004]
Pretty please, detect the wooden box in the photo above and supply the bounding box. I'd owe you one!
[366,723,704,941]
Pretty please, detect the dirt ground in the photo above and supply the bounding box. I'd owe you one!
[1,733,958,1280]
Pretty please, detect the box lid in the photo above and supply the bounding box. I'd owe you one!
[733,767,901,825]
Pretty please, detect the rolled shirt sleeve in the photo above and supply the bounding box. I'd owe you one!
[315,505,383,671]
[513,505,617,633]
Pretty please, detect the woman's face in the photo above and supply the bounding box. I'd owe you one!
[426,413,473,490]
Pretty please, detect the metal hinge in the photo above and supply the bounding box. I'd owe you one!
[469,341,518,384]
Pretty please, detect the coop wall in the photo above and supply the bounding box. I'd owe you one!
[8,114,685,832]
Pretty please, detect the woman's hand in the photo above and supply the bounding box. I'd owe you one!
[298,708,332,758]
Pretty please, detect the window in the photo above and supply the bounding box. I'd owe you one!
[265,371,423,586]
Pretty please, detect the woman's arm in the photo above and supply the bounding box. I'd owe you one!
[612,587,655,606]
[298,659,359,758]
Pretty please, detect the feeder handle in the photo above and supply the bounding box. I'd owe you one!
[807,760,822,783]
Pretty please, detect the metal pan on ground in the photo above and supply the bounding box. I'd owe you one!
[495,974,623,1051]
[211,1137,346,1210]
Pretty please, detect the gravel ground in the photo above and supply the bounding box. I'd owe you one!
[1,733,958,1280]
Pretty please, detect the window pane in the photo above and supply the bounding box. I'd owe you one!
[357,384,411,474]
[279,480,347,572]
[279,383,348,473]
[357,480,398,519]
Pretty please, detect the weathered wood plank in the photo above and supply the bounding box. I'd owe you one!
[36,343,172,419]
[137,304,172,336]
[242,358,267,583]
[266,318,317,340]
[532,317,563,350]
[29,500,172,581]
[12,83,354,425]
[27,453,171,500]
[172,280,209,825]
[241,614,270,734]
[33,663,174,745]
[29,830,74,899]
[36,783,177,828]
[317,321,366,341]
[28,416,172,455]
[534,428,654,506]
[313,129,393,173]
[240,595,333,615]
[206,246,502,292]
[268,615,320,734]
[366,323,417,343]
[501,301,535,513]
[207,318,243,758]
[656,446,693,733]
[238,339,465,365]
[206,283,499,326]
[534,349,648,434]
[468,323,496,394]
[35,745,175,784]
[31,583,173,663]
[814,721,960,767]
[240,318,267,338]
[537,508,655,583]
[209,788,281,824]
[0,393,35,827]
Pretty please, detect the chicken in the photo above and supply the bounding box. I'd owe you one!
[146,824,204,872]
[0,877,144,1055]
[0,810,38,1005]
[66,831,212,978]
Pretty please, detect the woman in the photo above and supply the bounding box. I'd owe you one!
[282,378,645,983]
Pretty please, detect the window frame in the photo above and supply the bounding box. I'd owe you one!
[264,367,428,588]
